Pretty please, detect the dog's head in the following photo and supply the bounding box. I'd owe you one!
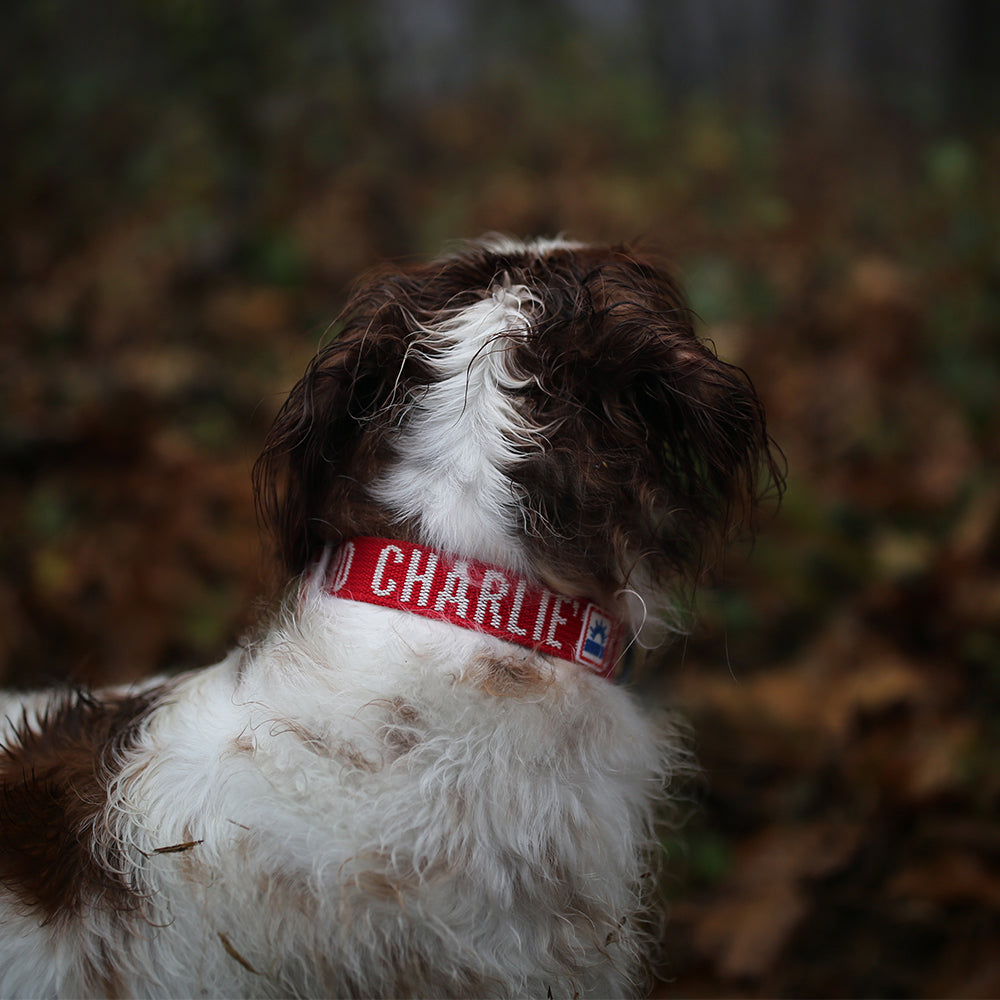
[255,237,780,627]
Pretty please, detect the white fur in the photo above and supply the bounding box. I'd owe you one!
[373,284,544,569]
[0,593,672,998]
[471,233,588,257]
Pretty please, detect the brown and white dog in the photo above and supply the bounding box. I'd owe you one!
[0,237,779,997]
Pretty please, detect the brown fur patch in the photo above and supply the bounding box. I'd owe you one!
[272,719,331,756]
[342,849,451,908]
[254,867,317,916]
[348,866,409,904]
[336,740,381,772]
[467,652,553,697]
[272,719,382,772]
[374,697,423,760]
[231,731,255,754]
[0,688,164,923]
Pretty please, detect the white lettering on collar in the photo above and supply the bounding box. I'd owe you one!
[474,569,510,628]
[371,544,405,596]
[434,562,472,618]
[507,577,528,636]
[400,547,439,606]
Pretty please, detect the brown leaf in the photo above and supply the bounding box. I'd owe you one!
[692,882,808,979]
[889,852,1000,910]
[688,823,862,979]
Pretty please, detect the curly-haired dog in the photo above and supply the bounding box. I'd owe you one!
[0,237,779,997]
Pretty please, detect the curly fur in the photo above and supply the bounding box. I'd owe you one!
[0,237,779,998]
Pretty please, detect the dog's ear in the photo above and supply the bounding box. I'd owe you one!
[632,331,780,580]
[508,248,782,594]
[253,294,427,576]
[590,253,781,585]
[608,268,782,585]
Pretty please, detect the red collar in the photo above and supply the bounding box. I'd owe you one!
[318,537,623,679]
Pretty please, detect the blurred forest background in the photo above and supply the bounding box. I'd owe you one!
[2,1,999,996]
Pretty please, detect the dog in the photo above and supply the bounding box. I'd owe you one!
[0,236,778,997]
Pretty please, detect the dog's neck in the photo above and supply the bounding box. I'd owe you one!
[306,536,624,680]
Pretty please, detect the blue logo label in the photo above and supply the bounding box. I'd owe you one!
[579,606,613,667]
